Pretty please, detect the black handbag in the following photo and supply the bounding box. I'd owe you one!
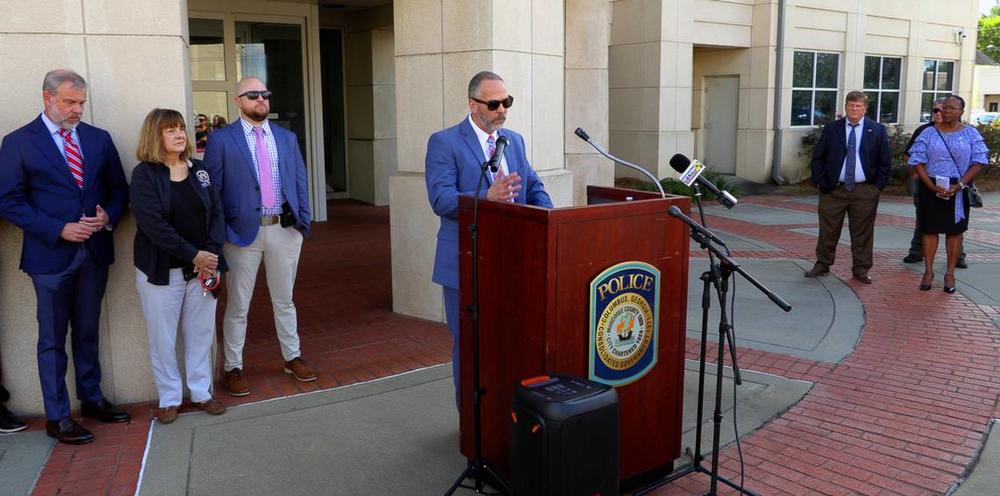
[967,183,984,208]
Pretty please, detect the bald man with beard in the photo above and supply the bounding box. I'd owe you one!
[203,77,314,397]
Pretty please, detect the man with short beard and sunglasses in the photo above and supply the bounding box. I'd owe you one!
[0,69,131,444]
[425,71,554,409]
[203,77,314,397]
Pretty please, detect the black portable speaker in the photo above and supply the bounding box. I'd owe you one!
[510,374,620,496]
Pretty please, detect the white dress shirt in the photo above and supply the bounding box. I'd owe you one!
[840,118,868,184]
[467,114,509,183]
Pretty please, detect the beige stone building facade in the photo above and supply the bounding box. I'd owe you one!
[0,0,980,415]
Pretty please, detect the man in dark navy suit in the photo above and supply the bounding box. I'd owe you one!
[805,91,892,284]
[425,71,553,406]
[0,69,130,444]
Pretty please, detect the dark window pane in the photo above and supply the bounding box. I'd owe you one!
[920,93,934,122]
[937,61,954,91]
[923,60,936,91]
[879,91,899,123]
[864,56,880,89]
[816,53,839,88]
[814,90,837,125]
[791,90,812,126]
[189,18,226,81]
[865,92,878,121]
[793,51,814,87]
[881,58,901,90]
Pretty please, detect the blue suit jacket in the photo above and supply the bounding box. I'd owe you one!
[810,117,892,193]
[203,120,311,246]
[425,118,553,289]
[0,116,128,274]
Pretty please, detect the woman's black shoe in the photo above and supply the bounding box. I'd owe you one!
[943,273,956,294]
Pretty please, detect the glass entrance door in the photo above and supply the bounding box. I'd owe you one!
[189,15,308,168]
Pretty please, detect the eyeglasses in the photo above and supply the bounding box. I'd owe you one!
[471,95,514,111]
[239,90,272,100]
[932,108,942,113]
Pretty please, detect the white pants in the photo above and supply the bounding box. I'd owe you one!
[223,224,304,370]
[135,268,217,408]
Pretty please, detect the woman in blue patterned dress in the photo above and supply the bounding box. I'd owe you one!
[907,95,988,293]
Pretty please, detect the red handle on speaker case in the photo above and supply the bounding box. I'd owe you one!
[520,375,551,386]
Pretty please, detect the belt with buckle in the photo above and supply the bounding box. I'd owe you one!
[260,215,281,226]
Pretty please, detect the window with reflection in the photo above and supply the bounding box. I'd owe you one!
[189,19,226,81]
[921,60,955,122]
[791,51,840,126]
[863,56,901,124]
[193,91,229,153]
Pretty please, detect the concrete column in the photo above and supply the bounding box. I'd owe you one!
[565,0,614,205]
[390,0,573,321]
[0,0,189,415]
[346,27,397,206]
[609,0,695,180]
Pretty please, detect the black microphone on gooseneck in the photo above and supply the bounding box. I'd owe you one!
[668,153,738,209]
[486,136,510,173]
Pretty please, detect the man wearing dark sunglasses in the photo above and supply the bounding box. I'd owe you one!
[901,98,966,267]
[425,71,554,409]
[204,76,315,397]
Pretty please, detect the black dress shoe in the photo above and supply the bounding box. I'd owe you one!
[956,259,968,269]
[902,254,923,263]
[81,400,131,423]
[46,418,94,445]
[0,405,27,433]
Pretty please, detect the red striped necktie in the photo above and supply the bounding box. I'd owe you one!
[58,128,84,189]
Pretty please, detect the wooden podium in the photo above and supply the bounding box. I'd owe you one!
[457,186,691,483]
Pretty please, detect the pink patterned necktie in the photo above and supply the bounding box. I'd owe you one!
[58,128,84,188]
[253,126,276,208]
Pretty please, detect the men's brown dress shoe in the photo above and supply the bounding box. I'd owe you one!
[46,418,94,445]
[157,406,179,424]
[852,274,873,284]
[223,368,250,397]
[284,357,317,382]
[81,400,131,423]
[193,398,226,415]
[804,266,830,278]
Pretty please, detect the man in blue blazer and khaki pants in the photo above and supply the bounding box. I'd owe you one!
[425,71,553,408]
[805,90,892,284]
[204,77,313,397]
[0,69,131,444]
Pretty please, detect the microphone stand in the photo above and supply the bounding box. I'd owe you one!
[637,188,790,496]
[445,159,509,496]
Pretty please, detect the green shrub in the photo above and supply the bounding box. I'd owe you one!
[800,123,915,186]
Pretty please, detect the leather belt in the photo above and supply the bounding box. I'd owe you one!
[260,215,281,226]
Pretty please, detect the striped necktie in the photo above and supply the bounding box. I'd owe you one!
[59,128,84,189]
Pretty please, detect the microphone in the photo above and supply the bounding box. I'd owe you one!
[486,136,510,173]
[574,127,665,198]
[668,154,738,209]
[668,205,728,248]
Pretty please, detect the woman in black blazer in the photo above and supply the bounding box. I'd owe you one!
[131,108,227,424]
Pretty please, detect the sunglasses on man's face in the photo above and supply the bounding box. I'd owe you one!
[471,95,514,111]
[932,108,942,113]
[239,90,272,101]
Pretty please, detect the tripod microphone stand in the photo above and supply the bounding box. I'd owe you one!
[445,139,510,496]
[637,189,790,496]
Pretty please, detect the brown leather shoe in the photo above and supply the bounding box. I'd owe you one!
[223,368,250,397]
[284,357,317,382]
[852,273,873,284]
[803,265,830,278]
[193,398,226,415]
[46,418,94,445]
[157,406,179,424]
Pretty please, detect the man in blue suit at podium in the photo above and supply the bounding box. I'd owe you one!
[425,71,553,407]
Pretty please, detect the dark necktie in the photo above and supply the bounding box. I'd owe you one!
[845,123,858,192]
